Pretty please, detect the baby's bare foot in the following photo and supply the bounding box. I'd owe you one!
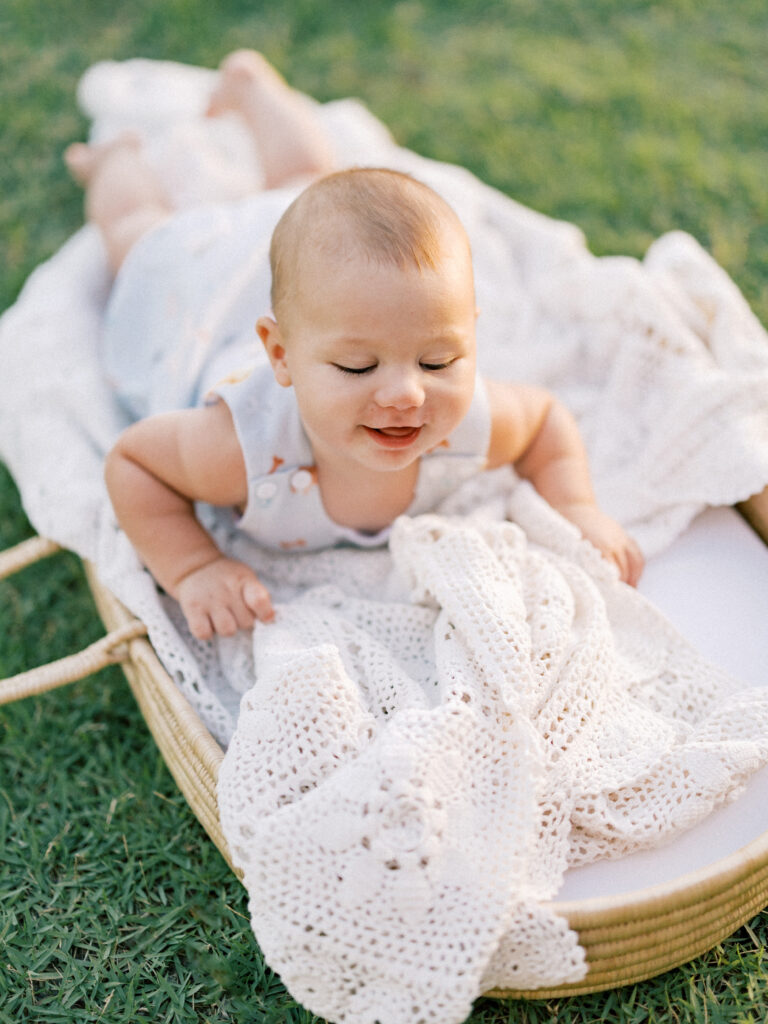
[206,50,290,118]
[206,50,335,188]
[64,132,143,185]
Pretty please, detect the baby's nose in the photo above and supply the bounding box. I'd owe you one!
[374,368,425,409]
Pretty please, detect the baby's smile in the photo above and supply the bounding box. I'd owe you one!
[363,424,423,449]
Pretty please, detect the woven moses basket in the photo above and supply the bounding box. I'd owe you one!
[1,489,767,1001]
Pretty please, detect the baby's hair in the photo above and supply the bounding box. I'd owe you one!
[269,167,470,322]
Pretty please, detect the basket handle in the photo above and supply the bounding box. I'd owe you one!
[0,536,148,706]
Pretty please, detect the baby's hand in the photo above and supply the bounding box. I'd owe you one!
[174,556,275,640]
[560,503,645,586]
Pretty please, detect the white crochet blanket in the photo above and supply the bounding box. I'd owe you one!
[2,60,768,1024]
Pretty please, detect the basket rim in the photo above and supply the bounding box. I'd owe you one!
[550,824,768,925]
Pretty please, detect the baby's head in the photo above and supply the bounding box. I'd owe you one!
[268,167,474,327]
[258,168,479,473]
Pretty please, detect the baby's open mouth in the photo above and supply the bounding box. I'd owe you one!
[364,425,422,448]
[376,426,419,437]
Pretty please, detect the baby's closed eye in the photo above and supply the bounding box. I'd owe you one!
[332,359,456,375]
[333,363,375,375]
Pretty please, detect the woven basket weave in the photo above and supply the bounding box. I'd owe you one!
[2,484,767,1000]
[83,561,236,875]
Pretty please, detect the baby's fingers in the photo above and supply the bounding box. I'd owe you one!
[209,604,242,637]
[624,538,645,587]
[185,604,216,642]
[614,537,644,587]
[243,578,275,623]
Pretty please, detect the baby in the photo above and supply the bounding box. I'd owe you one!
[104,166,643,639]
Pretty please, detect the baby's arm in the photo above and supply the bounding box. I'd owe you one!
[485,379,644,585]
[104,401,274,639]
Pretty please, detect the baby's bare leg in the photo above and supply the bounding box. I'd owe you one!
[65,133,172,274]
[207,50,336,189]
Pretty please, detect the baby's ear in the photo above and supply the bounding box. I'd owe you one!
[256,316,292,387]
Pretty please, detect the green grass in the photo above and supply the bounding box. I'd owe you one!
[2,1,768,1021]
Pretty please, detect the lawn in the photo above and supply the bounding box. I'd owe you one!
[1,1,768,1021]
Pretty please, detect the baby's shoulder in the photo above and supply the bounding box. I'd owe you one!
[207,364,312,479]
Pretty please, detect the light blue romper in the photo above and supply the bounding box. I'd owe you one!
[209,365,491,552]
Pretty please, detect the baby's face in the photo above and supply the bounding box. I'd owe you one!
[271,243,478,476]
